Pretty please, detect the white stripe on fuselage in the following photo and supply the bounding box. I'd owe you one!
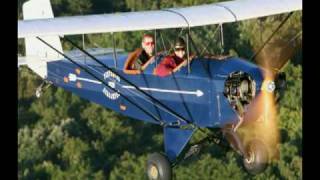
[67,73,203,97]
[77,77,102,84]
[122,85,204,97]
[68,73,102,84]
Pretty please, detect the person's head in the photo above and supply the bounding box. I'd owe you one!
[174,37,186,59]
[141,34,154,56]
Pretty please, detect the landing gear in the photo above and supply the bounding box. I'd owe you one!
[243,139,269,175]
[145,129,269,179]
[35,80,51,98]
[146,153,172,180]
[222,126,269,175]
[35,86,42,98]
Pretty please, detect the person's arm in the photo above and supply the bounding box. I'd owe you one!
[154,56,175,77]
[141,56,155,70]
[172,56,195,73]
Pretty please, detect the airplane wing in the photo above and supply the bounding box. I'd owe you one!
[18,0,302,38]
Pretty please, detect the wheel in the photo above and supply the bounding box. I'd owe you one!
[147,153,172,180]
[243,139,269,175]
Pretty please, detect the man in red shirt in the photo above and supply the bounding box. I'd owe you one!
[154,37,186,77]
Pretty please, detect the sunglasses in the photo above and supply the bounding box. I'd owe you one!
[144,42,155,46]
[175,48,185,51]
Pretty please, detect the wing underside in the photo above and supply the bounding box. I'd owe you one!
[18,0,302,38]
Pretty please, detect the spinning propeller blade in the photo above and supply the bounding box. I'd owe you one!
[242,22,301,159]
[242,70,279,158]
[255,37,301,73]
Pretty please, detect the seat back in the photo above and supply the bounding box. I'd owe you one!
[123,49,142,75]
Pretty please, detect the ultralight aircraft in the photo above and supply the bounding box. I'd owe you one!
[18,0,302,179]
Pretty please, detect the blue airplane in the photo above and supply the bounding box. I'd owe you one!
[18,0,301,179]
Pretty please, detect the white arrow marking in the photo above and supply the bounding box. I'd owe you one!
[122,85,204,97]
[68,73,102,84]
[67,73,204,97]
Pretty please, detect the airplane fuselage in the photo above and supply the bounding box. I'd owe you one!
[46,49,264,129]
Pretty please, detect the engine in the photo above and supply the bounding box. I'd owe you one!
[223,71,256,116]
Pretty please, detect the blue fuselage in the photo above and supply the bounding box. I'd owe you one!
[47,51,264,128]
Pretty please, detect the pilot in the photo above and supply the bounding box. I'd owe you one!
[154,37,186,77]
[131,34,155,70]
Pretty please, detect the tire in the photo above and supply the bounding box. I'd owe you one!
[243,139,269,175]
[147,153,172,180]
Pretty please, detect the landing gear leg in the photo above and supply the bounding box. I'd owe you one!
[35,80,51,98]
[171,130,230,168]
[222,127,245,156]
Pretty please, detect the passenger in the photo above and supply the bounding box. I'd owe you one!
[131,34,155,70]
[154,37,186,77]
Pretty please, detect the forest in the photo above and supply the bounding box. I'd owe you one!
[18,0,302,179]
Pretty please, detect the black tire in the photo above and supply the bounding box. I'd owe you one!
[147,153,172,180]
[243,139,269,175]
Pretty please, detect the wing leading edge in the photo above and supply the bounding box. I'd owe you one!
[18,0,302,38]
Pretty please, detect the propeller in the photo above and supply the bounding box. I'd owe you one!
[241,21,301,160]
